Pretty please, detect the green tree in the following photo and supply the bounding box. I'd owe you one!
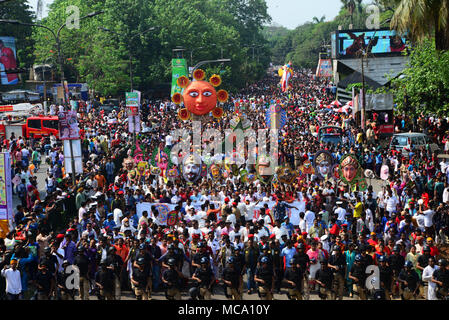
[390,39,449,116]
[0,0,35,84]
[388,0,449,51]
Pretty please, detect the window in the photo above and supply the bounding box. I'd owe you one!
[391,136,407,146]
[411,137,421,146]
[43,120,58,130]
[27,119,41,129]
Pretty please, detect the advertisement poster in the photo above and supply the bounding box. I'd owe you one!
[63,140,83,174]
[171,58,188,97]
[316,59,333,77]
[0,153,12,221]
[0,37,19,85]
[58,110,80,140]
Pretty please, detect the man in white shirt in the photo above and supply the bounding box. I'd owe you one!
[334,202,347,223]
[113,208,123,228]
[1,259,22,300]
[422,257,439,300]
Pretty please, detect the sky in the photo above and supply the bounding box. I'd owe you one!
[29,0,349,30]
[265,0,344,29]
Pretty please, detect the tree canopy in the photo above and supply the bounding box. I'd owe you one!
[32,0,271,96]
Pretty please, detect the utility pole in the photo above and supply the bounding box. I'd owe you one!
[360,50,366,134]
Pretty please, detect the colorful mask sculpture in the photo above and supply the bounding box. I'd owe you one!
[278,61,293,92]
[209,163,222,180]
[301,159,314,175]
[256,155,274,185]
[337,154,368,190]
[276,166,299,185]
[313,150,334,180]
[182,153,202,184]
[172,70,228,120]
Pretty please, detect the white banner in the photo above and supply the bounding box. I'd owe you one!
[136,199,306,227]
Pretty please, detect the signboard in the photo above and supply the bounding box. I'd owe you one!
[63,139,83,174]
[171,58,188,97]
[126,91,140,133]
[0,153,12,221]
[58,110,80,140]
[332,29,407,59]
[0,37,19,85]
[52,83,89,101]
[316,59,333,77]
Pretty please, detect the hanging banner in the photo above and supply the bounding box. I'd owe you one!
[0,153,12,221]
[58,110,80,140]
[171,58,188,97]
[316,59,333,78]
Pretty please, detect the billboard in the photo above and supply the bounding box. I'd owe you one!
[52,83,89,101]
[0,37,19,85]
[332,29,407,59]
[316,59,333,77]
[171,58,188,97]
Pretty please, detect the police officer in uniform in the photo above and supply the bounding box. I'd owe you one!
[221,256,242,300]
[432,259,449,300]
[162,258,183,300]
[57,260,76,300]
[315,259,334,300]
[191,242,209,276]
[258,244,274,270]
[398,261,420,300]
[232,246,246,296]
[349,254,367,300]
[378,255,393,300]
[131,257,152,300]
[270,240,283,294]
[161,244,181,269]
[192,256,215,300]
[328,245,346,300]
[293,242,310,297]
[389,245,405,298]
[105,246,124,300]
[283,258,304,300]
[254,256,275,300]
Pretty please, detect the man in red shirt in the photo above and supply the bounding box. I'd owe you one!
[0,40,18,84]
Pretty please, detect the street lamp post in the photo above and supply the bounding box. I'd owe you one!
[189,46,204,67]
[0,11,103,186]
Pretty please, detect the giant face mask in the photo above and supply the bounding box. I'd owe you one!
[182,81,217,116]
[313,151,333,179]
[182,154,202,183]
[338,154,361,185]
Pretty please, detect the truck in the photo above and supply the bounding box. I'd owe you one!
[0,115,59,140]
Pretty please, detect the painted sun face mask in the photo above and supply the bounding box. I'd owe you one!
[172,71,228,120]
[183,81,217,116]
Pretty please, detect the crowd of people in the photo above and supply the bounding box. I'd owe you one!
[1,67,449,301]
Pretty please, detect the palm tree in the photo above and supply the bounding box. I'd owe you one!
[390,0,449,51]
[341,0,363,25]
[312,15,326,24]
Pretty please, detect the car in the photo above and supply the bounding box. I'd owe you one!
[389,132,440,156]
[318,126,344,146]
[99,104,120,116]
